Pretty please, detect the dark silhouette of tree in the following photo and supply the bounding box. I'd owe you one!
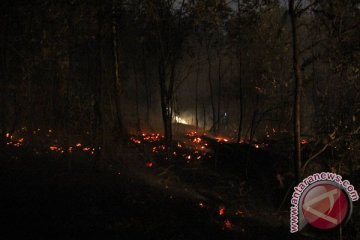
[289,0,303,181]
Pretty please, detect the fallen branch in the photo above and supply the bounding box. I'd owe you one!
[301,142,331,175]
[301,131,344,176]
[158,165,175,177]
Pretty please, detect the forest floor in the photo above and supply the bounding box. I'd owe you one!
[0,130,356,240]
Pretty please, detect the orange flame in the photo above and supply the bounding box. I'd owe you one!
[219,206,225,216]
[50,146,58,151]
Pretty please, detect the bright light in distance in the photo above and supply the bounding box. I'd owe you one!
[174,115,188,124]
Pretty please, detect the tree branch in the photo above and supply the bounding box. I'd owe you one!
[296,0,322,17]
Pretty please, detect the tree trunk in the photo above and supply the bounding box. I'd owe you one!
[289,0,302,182]
[195,49,200,131]
[159,56,172,149]
[0,17,7,132]
[206,44,216,133]
[111,0,124,139]
[203,103,206,132]
[64,4,75,172]
[249,117,256,144]
[93,0,105,170]
[237,50,243,143]
[134,66,141,132]
[217,48,222,133]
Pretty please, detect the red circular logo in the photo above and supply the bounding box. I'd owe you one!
[302,183,349,230]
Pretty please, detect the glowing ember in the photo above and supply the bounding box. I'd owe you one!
[2,127,101,158]
[254,144,260,149]
[219,206,225,216]
[146,162,153,168]
[135,133,163,143]
[186,131,197,137]
[223,219,233,230]
[187,155,191,160]
[193,137,202,143]
[198,202,205,208]
[50,146,58,151]
[214,136,230,142]
[301,139,309,145]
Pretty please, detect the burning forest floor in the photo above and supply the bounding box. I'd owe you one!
[0,128,354,239]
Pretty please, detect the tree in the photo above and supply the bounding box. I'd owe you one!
[143,0,190,148]
[289,0,303,182]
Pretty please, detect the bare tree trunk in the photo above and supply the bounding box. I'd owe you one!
[64,4,75,172]
[195,49,200,130]
[217,48,222,133]
[93,6,103,170]
[289,0,302,181]
[203,103,206,132]
[236,0,244,143]
[111,0,124,138]
[159,56,173,149]
[92,0,105,170]
[0,18,7,133]
[206,44,216,133]
[249,115,256,144]
[237,50,243,143]
[134,67,141,132]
